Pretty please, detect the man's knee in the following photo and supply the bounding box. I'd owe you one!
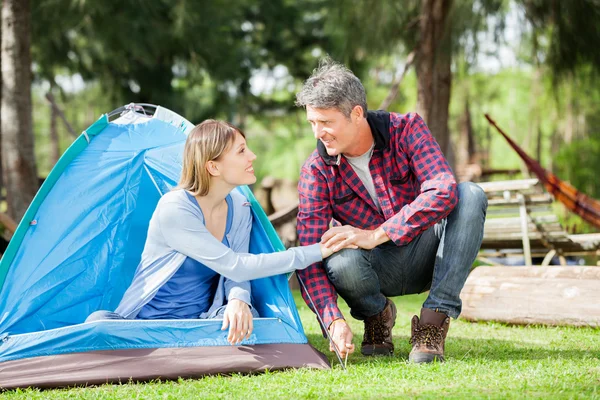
[324,248,369,287]
[457,182,488,215]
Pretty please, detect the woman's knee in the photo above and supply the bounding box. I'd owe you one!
[85,310,124,323]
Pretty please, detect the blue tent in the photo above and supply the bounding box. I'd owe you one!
[0,105,329,389]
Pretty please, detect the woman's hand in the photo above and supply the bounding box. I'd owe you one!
[221,299,253,345]
[321,226,390,251]
[319,242,334,258]
[319,241,358,259]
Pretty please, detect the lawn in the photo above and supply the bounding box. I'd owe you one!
[3,292,599,399]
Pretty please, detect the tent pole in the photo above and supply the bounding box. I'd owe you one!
[296,276,346,370]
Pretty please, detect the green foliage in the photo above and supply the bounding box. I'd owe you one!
[521,0,600,79]
[26,0,600,227]
[453,68,538,169]
[555,137,600,201]
[32,83,114,177]
[244,112,317,184]
[31,0,327,123]
[322,0,420,72]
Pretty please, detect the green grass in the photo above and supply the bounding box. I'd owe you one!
[3,292,599,399]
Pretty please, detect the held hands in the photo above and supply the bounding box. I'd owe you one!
[321,226,390,251]
[221,299,253,345]
[319,241,358,258]
[328,319,355,357]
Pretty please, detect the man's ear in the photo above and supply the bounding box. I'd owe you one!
[206,161,220,177]
[351,105,364,122]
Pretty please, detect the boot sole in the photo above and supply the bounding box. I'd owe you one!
[408,352,445,363]
[361,347,394,356]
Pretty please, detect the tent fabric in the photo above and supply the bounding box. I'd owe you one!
[0,106,329,389]
[0,344,329,390]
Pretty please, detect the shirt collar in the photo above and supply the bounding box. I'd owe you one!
[317,110,391,166]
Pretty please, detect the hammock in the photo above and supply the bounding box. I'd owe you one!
[485,114,600,229]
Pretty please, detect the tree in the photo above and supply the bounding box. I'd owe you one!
[521,0,600,80]
[520,0,600,198]
[31,0,325,124]
[416,0,453,162]
[2,0,39,221]
[320,0,504,168]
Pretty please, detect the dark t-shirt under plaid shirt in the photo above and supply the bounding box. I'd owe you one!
[296,110,458,330]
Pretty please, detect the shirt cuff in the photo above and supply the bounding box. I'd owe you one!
[301,243,323,267]
[320,302,344,335]
[380,220,405,246]
[227,287,251,306]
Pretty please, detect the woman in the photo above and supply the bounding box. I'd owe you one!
[86,120,342,345]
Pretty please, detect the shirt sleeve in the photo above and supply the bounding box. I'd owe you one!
[296,164,344,331]
[381,113,458,245]
[224,280,252,306]
[224,205,253,306]
[156,200,323,282]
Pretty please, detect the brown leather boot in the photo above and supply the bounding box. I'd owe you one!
[361,298,397,356]
[409,308,450,363]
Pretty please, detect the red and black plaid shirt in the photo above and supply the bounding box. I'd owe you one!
[296,111,458,329]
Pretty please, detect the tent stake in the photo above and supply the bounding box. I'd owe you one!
[297,276,347,371]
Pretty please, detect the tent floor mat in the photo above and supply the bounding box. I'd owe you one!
[0,343,330,389]
[460,266,600,327]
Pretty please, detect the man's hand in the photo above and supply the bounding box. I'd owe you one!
[221,299,253,345]
[322,226,390,251]
[319,241,358,259]
[328,319,355,357]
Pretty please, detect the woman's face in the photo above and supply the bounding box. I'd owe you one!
[213,132,257,187]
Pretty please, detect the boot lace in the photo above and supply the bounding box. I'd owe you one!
[364,314,391,344]
[410,324,444,349]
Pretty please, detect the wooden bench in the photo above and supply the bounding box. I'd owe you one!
[478,179,600,266]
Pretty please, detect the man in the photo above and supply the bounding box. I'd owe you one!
[295,58,487,363]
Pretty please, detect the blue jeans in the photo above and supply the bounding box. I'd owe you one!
[324,182,487,320]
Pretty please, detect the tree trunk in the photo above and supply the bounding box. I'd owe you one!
[526,66,542,164]
[1,0,38,221]
[416,0,453,163]
[49,90,60,166]
[563,79,574,145]
[45,92,77,138]
[379,51,416,111]
[535,126,542,165]
[0,16,2,196]
[548,128,560,172]
[466,99,476,161]
[456,97,476,168]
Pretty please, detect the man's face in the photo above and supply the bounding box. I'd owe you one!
[306,105,360,157]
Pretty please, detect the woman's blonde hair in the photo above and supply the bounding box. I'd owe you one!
[178,119,245,196]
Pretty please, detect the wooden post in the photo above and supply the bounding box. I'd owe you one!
[260,176,275,216]
[0,212,17,235]
[541,249,556,266]
[558,253,567,266]
[517,193,533,266]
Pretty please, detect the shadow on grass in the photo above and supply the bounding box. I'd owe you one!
[306,333,599,366]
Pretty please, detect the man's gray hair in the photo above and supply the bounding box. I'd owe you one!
[295,57,367,118]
